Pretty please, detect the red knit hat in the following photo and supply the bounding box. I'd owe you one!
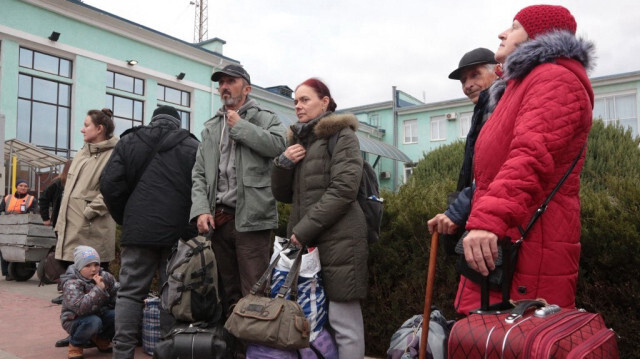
[514,5,577,39]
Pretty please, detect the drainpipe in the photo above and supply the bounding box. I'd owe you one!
[392,86,398,190]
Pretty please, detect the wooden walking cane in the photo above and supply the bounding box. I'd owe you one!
[419,231,439,359]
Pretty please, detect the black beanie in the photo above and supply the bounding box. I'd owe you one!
[153,105,181,121]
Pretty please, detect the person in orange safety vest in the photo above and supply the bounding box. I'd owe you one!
[1,179,37,280]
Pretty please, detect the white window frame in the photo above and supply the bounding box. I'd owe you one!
[369,113,379,127]
[403,119,418,144]
[459,111,473,138]
[593,91,638,137]
[430,115,446,141]
[403,163,416,184]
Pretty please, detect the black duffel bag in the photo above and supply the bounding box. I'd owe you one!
[153,321,230,359]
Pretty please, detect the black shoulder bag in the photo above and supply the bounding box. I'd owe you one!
[455,144,586,296]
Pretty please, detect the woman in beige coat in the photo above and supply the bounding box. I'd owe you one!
[55,108,117,269]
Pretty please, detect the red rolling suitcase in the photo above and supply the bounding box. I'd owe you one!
[447,299,619,358]
[448,238,618,358]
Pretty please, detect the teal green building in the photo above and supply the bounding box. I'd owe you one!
[2,0,638,194]
[0,0,299,191]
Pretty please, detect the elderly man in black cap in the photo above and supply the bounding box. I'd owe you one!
[190,65,285,329]
[428,48,499,245]
[100,105,200,358]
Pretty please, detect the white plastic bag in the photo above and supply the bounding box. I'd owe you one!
[269,236,326,341]
[270,236,321,278]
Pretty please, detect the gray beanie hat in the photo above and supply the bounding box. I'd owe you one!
[73,245,100,270]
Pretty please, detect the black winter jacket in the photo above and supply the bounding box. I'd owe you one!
[100,116,199,247]
[39,178,64,227]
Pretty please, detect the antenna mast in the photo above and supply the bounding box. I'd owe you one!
[190,0,208,43]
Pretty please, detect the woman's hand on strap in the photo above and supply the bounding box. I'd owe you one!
[463,229,499,276]
[283,144,306,164]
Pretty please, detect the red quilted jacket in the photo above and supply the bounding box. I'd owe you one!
[455,31,595,315]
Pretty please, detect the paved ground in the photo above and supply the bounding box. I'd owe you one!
[0,274,146,359]
[1,275,381,359]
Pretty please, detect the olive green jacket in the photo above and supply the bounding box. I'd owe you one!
[271,113,368,301]
[190,103,286,232]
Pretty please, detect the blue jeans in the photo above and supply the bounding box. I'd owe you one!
[68,309,115,346]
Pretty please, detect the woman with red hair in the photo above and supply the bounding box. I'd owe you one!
[272,78,368,357]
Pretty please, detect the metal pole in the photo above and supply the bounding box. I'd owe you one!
[392,86,398,190]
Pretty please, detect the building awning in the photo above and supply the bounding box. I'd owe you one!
[269,109,412,163]
[4,139,68,169]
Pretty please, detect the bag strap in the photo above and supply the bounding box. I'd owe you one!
[250,241,303,298]
[276,247,304,300]
[326,132,338,156]
[516,143,586,243]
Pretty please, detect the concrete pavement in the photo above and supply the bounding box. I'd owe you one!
[1,274,381,359]
[0,274,145,359]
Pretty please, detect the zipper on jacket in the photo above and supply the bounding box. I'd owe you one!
[525,311,598,359]
[566,328,616,359]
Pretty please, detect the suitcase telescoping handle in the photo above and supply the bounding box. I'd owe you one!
[477,237,515,313]
[419,231,439,359]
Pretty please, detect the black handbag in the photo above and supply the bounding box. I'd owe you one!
[455,144,586,293]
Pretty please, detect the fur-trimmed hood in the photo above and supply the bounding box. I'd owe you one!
[287,112,359,144]
[489,30,596,109]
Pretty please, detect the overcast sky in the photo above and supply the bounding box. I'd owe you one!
[83,0,640,109]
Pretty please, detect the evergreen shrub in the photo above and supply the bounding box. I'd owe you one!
[360,122,639,358]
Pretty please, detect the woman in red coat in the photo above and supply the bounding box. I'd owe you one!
[455,5,595,314]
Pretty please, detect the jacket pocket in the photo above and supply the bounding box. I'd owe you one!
[243,175,270,188]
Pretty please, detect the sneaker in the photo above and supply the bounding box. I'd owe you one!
[51,295,63,305]
[68,343,83,359]
[90,335,112,353]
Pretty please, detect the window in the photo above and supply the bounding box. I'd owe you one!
[157,84,190,107]
[17,74,71,157]
[369,113,379,127]
[106,94,144,138]
[430,115,445,141]
[593,93,638,138]
[19,47,72,78]
[459,111,473,138]
[403,163,416,184]
[403,119,418,144]
[157,85,191,130]
[106,70,144,95]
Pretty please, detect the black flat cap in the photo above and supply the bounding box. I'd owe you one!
[448,48,498,80]
[211,64,251,84]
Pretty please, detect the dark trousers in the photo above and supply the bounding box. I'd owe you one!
[113,246,172,359]
[211,219,271,317]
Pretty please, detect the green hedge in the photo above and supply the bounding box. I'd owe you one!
[360,121,640,357]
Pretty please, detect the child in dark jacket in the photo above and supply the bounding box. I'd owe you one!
[60,245,119,359]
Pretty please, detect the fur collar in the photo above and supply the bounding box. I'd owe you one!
[489,30,596,109]
[287,113,359,144]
